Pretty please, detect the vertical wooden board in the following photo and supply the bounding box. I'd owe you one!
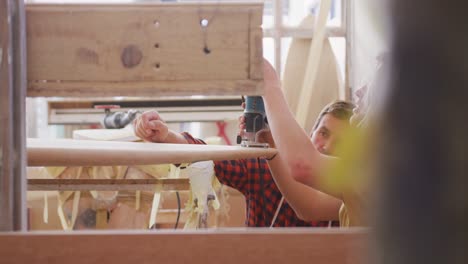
[249,6,264,81]
[26,4,262,82]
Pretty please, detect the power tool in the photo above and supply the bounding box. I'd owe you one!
[95,105,140,129]
[236,96,269,148]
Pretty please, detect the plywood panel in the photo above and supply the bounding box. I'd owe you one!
[26,2,264,97]
[0,229,368,264]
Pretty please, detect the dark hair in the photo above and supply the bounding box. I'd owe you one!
[312,100,355,131]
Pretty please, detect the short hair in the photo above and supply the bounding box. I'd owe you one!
[312,100,355,131]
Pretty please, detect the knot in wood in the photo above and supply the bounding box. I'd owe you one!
[121,45,142,68]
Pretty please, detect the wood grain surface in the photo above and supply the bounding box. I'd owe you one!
[25,2,264,97]
[0,229,368,264]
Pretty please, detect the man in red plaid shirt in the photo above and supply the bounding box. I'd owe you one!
[134,101,354,227]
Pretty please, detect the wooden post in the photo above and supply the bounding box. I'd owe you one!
[0,0,27,231]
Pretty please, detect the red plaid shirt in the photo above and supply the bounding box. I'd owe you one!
[182,132,336,227]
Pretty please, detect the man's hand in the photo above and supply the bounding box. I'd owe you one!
[133,110,169,143]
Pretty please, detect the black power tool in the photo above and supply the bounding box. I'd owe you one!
[236,96,269,148]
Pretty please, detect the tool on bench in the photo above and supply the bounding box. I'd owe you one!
[236,96,269,148]
[95,105,141,129]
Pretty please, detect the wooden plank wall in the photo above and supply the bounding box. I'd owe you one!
[0,229,368,264]
[26,2,263,97]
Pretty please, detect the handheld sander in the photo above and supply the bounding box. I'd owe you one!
[236,96,269,148]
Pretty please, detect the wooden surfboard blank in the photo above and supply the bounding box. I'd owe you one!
[27,138,277,167]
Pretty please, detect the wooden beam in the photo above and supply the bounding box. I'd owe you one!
[28,80,263,97]
[27,138,277,167]
[28,178,190,192]
[0,229,368,264]
[25,2,264,97]
[46,96,243,109]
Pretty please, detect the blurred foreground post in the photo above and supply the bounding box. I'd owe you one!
[376,0,468,263]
